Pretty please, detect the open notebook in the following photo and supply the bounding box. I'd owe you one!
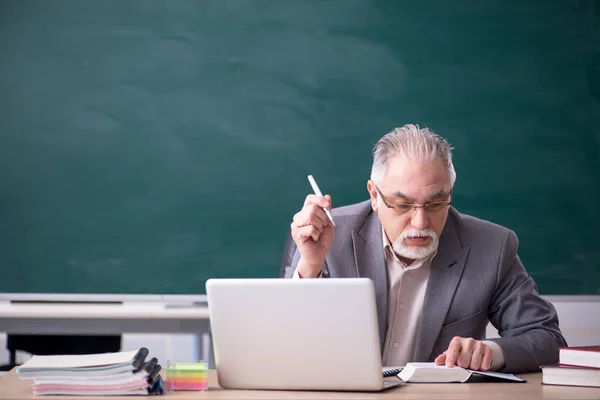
[16,348,163,395]
[396,362,526,383]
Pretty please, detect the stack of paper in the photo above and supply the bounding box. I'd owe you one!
[16,348,163,396]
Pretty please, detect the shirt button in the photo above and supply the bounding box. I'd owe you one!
[393,342,400,349]
[400,303,404,310]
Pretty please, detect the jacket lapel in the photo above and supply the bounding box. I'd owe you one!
[351,212,388,350]
[414,210,470,362]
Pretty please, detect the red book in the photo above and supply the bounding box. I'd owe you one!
[558,346,600,369]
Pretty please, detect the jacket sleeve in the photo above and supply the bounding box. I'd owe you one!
[279,231,299,278]
[486,230,567,373]
[278,230,330,279]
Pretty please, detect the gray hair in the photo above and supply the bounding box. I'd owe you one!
[370,124,456,187]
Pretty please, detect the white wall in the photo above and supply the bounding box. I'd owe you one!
[1,297,599,369]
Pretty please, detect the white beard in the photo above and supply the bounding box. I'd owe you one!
[392,228,439,260]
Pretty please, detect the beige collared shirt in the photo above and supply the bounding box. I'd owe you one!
[381,228,432,367]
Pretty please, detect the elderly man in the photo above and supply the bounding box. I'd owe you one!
[279,124,566,373]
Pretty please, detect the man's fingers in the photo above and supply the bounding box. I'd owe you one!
[293,225,321,242]
[434,351,447,366]
[304,194,331,209]
[480,346,493,371]
[469,342,485,370]
[294,205,328,228]
[306,204,329,226]
[445,337,462,367]
[457,338,475,368]
[293,209,325,230]
[441,338,493,371]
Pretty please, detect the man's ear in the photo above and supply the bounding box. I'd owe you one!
[367,180,379,212]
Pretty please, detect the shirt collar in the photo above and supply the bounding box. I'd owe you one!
[382,227,403,264]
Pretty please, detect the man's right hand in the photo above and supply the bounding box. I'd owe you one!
[290,194,336,278]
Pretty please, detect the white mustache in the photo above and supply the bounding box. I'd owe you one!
[392,228,439,260]
[400,228,436,240]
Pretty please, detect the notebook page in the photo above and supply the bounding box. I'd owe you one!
[19,349,140,369]
[33,371,149,385]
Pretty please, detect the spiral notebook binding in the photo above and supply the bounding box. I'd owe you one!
[382,368,402,378]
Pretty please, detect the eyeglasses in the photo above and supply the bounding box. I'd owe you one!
[375,186,452,216]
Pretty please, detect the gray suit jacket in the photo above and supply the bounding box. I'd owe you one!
[279,200,566,373]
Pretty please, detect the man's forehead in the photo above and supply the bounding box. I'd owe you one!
[385,155,449,178]
[382,158,452,200]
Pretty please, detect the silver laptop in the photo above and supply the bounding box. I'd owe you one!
[206,278,403,392]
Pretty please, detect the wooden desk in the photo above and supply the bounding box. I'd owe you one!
[1,368,599,399]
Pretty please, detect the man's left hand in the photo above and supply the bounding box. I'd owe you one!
[434,336,493,371]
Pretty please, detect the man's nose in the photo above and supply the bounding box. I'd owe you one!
[410,207,429,230]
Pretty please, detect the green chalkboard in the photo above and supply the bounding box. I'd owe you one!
[1,0,599,295]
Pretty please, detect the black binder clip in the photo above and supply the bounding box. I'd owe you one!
[148,375,164,395]
[132,347,150,371]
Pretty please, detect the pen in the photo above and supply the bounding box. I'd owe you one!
[307,175,335,227]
